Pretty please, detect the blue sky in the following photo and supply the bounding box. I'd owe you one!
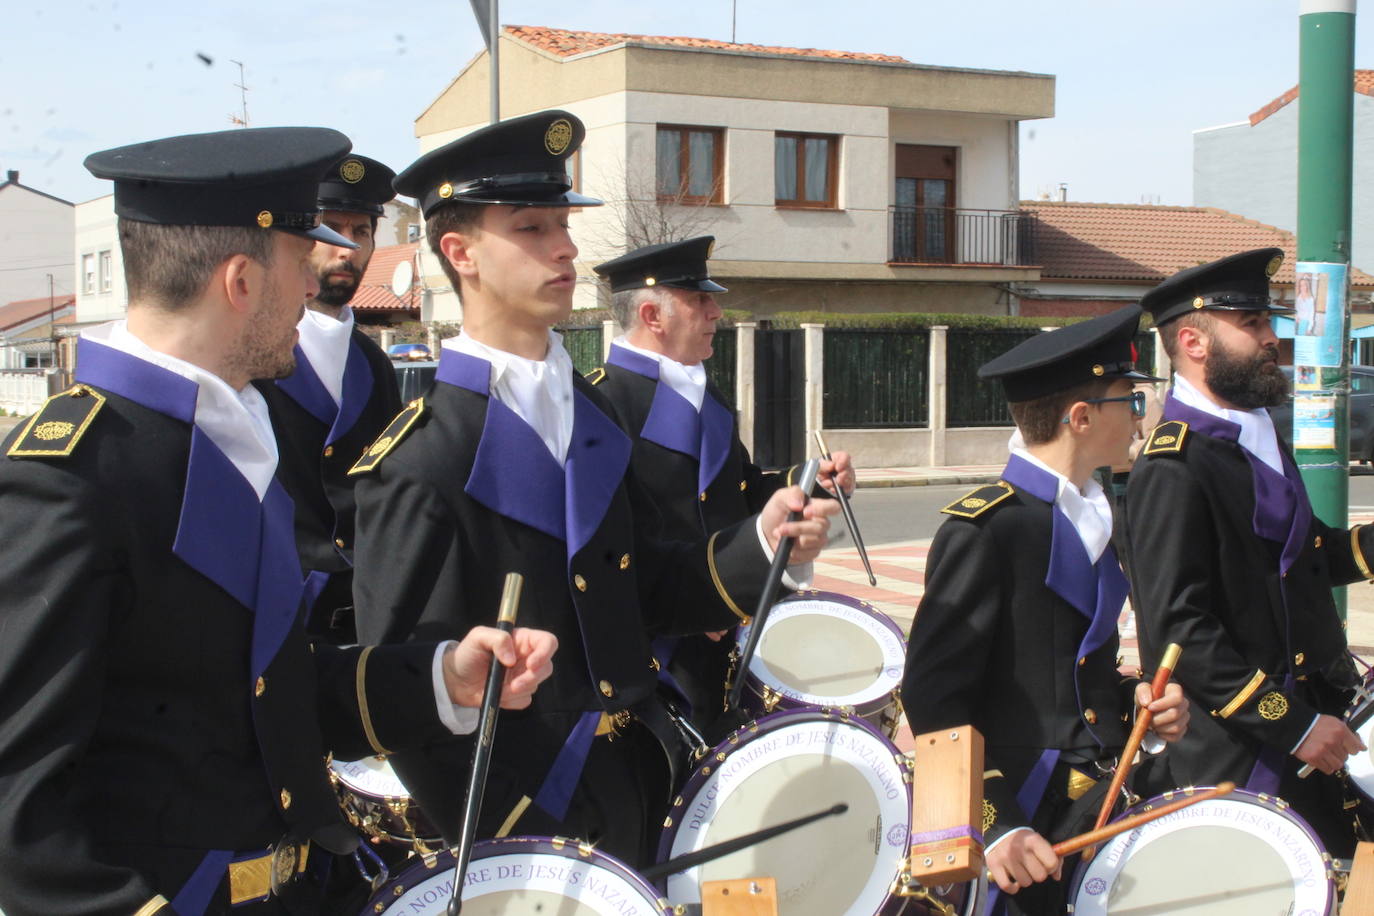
[2,1,1369,205]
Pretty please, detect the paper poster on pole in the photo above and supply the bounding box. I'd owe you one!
[1292,262,1348,368]
[1293,394,1337,449]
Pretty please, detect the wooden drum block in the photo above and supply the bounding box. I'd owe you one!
[907,725,985,885]
[701,877,778,916]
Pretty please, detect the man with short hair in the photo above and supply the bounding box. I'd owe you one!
[351,111,838,868]
[902,305,1189,915]
[1124,247,1370,855]
[0,128,556,916]
[589,237,854,729]
[259,154,403,643]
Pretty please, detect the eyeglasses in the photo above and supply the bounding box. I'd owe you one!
[1080,391,1148,418]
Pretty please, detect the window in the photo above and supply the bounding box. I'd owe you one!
[99,250,112,292]
[893,144,957,262]
[82,253,95,295]
[656,125,723,203]
[775,132,838,208]
[23,351,53,369]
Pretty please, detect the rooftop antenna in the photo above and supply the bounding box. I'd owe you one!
[732,0,738,42]
[229,60,249,127]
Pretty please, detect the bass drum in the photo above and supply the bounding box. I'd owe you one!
[734,591,907,737]
[1070,787,1337,915]
[658,709,978,915]
[359,837,673,915]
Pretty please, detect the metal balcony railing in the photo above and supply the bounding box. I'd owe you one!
[890,206,1037,266]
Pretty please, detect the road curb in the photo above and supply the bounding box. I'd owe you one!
[857,473,1003,489]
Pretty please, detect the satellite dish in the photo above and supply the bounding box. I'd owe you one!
[390,259,414,297]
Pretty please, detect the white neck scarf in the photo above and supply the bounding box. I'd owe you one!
[295,305,354,409]
[1172,373,1284,474]
[1012,447,1114,563]
[613,336,708,411]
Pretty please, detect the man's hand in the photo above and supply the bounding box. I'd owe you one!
[1294,713,1365,775]
[1139,681,1189,742]
[818,450,856,497]
[441,626,558,709]
[760,485,840,564]
[986,829,1061,894]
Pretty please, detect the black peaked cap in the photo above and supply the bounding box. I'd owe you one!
[593,236,727,293]
[1141,247,1293,326]
[318,154,396,216]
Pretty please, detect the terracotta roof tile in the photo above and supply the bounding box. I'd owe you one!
[352,243,421,312]
[0,295,76,331]
[1021,201,1374,287]
[1249,70,1374,125]
[504,24,906,63]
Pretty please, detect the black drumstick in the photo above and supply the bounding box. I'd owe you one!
[813,431,875,586]
[641,803,848,881]
[447,572,523,916]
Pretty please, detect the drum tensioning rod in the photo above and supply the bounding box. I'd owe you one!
[813,431,875,586]
[447,572,523,916]
[725,458,820,715]
[641,802,848,882]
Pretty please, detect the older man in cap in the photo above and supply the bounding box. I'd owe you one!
[1123,247,1369,855]
[589,237,854,731]
[350,111,839,867]
[0,128,556,916]
[258,154,403,643]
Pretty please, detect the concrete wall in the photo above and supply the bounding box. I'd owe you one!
[0,182,74,307]
[719,277,1007,315]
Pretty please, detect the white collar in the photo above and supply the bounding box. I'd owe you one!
[1012,447,1113,563]
[1171,373,1284,474]
[613,336,708,411]
[295,306,354,409]
[82,320,278,500]
[443,330,575,463]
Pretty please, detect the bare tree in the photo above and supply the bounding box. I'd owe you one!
[587,155,726,256]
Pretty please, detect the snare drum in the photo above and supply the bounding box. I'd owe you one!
[1070,787,1337,915]
[658,709,977,915]
[734,591,906,736]
[359,837,672,915]
[329,755,441,852]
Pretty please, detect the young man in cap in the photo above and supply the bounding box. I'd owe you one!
[589,236,855,731]
[901,305,1189,915]
[0,128,557,916]
[351,111,838,867]
[1123,247,1369,854]
[258,154,403,643]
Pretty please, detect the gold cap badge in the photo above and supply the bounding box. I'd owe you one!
[645,276,657,287]
[1092,364,1105,376]
[256,210,274,228]
[1192,296,1205,309]
[339,158,366,184]
[544,118,573,156]
[438,182,454,199]
[1266,255,1283,277]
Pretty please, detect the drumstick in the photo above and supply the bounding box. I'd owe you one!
[725,458,820,714]
[1091,643,1182,833]
[812,431,875,586]
[641,803,848,881]
[1053,781,1235,858]
[447,572,523,916]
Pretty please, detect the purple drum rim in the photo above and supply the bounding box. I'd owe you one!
[361,836,671,915]
[737,590,907,720]
[1068,786,1336,913]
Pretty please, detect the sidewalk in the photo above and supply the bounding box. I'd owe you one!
[854,464,1003,488]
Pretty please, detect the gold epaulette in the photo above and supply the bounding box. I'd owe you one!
[1142,420,1188,456]
[7,384,105,459]
[585,367,607,386]
[348,398,426,476]
[941,481,1014,518]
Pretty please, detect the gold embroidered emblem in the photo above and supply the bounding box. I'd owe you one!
[367,436,392,457]
[256,210,273,228]
[942,481,1015,518]
[32,421,74,441]
[339,158,365,184]
[981,799,996,833]
[1155,435,1176,445]
[1258,691,1289,721]
[349,398,427,476]
[544,118,573,155]
[1266,255,1283,277]
[1192,296,1205,309]
[962,498,987,509]
[438,182,454,199]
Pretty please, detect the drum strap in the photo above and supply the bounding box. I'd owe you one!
[985,749,1060,916]
[531,710,601,821]
[169,849,234,916]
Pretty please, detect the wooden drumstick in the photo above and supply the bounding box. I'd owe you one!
[812,431,875,586]
[1054,781,1235,858]
[1090,642,1182,834]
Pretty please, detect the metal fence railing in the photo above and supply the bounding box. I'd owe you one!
[822,328,929,428]
[890,207,1038,266]
[705,328,737,409]
[560,326,602,377]
[946,327,1040,427]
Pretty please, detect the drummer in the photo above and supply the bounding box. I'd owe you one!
[588,237,854,733]
[901,304,1190,914]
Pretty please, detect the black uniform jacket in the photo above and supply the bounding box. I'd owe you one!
[258,327,401,580]
[902,456,1133,845]
[351,347,773,837]
[588,345,788,534]
[0,339,452,916]
[1123,398,1371,784]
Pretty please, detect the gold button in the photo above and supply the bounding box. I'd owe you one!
[699,492,708,502]
[739,481,747,492]
[280,788,292,810]
[619,554,630,570]
[335,538,346,549]
[1314,535,1323,548]
[1295,652,1305,666]
[323,445,334,458]
[1084,709,1097,725]
[649,657,660,672]
[574,574,587,592]
[255,676,266,697]
[599,680,614,698]
[1078,656,1086,666]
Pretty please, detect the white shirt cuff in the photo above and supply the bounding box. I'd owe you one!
[432,641,480,735]
[1290,713,1320,755]
[754,514,813,590]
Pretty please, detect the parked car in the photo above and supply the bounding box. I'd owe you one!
[393,360,438,404]
[387,342,432,361]
[1268,365,1374,462]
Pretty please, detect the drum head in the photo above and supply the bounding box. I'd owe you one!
[1071,790,1335,915]
[741,593,905,708]
[660,711,910,915]
[362,839,670,915]
[331,755,410,799]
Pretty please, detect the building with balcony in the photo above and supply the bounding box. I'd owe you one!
[411,25,1054,320]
